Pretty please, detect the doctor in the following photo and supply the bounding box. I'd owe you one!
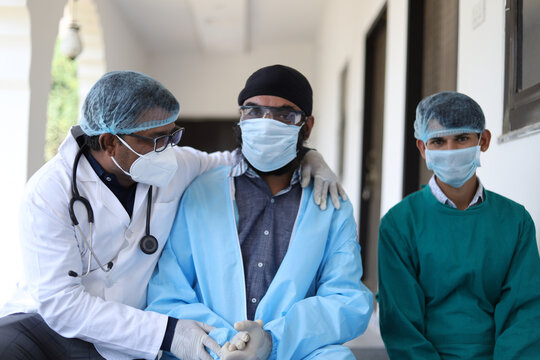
[147,65,373,360]
[0,71,342,359]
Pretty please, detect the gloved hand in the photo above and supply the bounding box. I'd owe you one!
[220,320,272,360]
[301,150,348,210]
[224,330,250,351]
[170,319,222,360]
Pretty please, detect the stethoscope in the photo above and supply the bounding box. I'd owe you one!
[68,145,158,278]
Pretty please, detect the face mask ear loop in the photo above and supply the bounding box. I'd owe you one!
[115,135,145,157]
[111,156,131,176]
[111,134,143,177]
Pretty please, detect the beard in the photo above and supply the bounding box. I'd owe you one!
[232,122,309,176]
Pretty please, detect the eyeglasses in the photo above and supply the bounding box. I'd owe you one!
[125,126,184,152]
[239,105,306,126]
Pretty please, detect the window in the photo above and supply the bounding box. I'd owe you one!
[502,0,540,142]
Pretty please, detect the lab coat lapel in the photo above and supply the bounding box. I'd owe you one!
[63,137,130,224]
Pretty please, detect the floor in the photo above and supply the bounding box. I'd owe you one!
[344,311,389,360]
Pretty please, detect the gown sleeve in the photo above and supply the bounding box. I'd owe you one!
[493,210,540,359]
[263,208,373,359]
[377,212,441,360]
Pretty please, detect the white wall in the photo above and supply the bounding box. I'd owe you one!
[147,43,316,119]
[94,0,148,72]
[458,0,540,245]
[312,0,408,224]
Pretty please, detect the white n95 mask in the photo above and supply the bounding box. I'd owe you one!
[112,135,178,187]
[239,118,301,172]
[425,145,481,188]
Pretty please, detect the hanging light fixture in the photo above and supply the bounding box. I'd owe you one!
[60,0,83,60]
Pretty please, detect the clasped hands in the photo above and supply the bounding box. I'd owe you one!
[219,319,272,360]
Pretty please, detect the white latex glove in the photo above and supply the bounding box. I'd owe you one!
[220,320,272,360]
[301,150,348,210]
[224,330,250,351]
[170,319,221,360]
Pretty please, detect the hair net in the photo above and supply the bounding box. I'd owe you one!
[414,91,485,142]
[80,71,179,136]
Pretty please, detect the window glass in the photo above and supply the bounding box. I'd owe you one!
[521,0,540,90]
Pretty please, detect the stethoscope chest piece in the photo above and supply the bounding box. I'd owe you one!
[139,234,158,255]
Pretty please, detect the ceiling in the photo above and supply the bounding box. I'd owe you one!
[112,0,326,54]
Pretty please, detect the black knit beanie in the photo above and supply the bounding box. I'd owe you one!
[238,64,313,116]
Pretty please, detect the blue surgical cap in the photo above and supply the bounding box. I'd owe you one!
[80,71,179,136]
[414,91,485,142]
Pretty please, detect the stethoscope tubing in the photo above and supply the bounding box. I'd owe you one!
[68,144,157,277]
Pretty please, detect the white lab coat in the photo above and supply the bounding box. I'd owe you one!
[0,126,232,359]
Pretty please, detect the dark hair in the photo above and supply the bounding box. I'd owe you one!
[84,135,102,151]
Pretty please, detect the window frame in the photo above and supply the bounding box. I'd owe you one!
[501,0,540,143]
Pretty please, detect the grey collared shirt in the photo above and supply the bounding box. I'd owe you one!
[428,175,484,209]
[231,157,301,320]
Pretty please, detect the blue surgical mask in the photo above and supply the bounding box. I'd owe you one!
[239,118,301,172]
[425,145,481,188]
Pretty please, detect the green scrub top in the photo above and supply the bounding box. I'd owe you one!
[377,186,540,359]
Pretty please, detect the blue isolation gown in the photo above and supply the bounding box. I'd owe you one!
[147,166,373,359]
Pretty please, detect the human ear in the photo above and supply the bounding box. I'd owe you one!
[416,139,427,159]
[303,116,314,139]
[100,133,119,156]
[480,129,491,152]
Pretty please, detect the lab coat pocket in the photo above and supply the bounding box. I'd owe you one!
[73,225,119,275]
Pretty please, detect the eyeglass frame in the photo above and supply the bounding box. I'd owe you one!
[123,126,185,152]
[239,105,306,126]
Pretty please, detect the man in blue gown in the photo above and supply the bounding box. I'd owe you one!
[147,64,373,359]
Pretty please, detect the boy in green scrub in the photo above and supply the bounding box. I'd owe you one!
[377,91,540,359]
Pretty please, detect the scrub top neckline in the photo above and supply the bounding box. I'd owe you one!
[422,184,488,215]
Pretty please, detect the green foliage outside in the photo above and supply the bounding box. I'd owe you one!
[45,39,79,161]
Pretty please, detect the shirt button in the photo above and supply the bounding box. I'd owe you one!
[105,176,112,182]
[257,262,264,268]
[251,298,257,303]
[270,198,275,204]
[263,230,269,236]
